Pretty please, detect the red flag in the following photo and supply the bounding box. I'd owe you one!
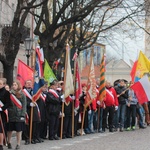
[130,75,150,104]
[130,60,138,82]
[17,60,33,87]
[85,53,97,108]
[75,59,82,109]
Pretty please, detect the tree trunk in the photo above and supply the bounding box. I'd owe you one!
[3,63,14,86]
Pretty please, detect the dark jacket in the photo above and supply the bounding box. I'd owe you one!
[8,90,26,122]
[115,86,128,105]
[45,90,61,119]
[24,88,40,122]
[0,87,12,122]
[36,92,47,122]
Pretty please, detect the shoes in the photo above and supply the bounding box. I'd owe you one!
[49,137,54,140]
[126,127,131,131]
[139,126,146,129]
[24,140,30,145]
[109,128,114,132]
[31,140,36,144]
[132,126,135,130]
[54,136,60,140]
[120,128,124,132]
[98,130,104,133]
[102,128,105,132]
[8,143,12,149]
[0,145,3,150]
[15,145,20,150]
[66,135,72,138]
[62,135,66,139]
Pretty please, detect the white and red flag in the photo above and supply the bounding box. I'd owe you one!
[130,75,150,104]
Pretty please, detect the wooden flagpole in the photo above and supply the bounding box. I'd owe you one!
[81,47,94,135]
[60,44,69,139]
[29,49,36,143]
[71,50,78,138]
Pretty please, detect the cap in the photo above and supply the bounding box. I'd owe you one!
[81,83,86,88]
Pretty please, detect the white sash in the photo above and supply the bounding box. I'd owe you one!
[106,89,114,100]
[23,89,32,100]
[40,93,46,102]
[49,89,59,98]
[10,94,22,109]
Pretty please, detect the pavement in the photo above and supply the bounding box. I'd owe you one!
[3,126,150,150]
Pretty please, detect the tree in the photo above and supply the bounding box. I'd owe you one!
[0,0,147,85]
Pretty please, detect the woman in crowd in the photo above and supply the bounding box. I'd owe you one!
[0,78,12,150]
[7,80,26,150]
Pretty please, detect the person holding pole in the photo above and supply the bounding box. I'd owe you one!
[0,78,12,150]
[45,79,62,140]
[7,80,26,150]
[22,80,41,144]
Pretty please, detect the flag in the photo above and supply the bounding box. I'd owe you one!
[74,59,82,109]
[130,75,150,104]
[64,44,74,98]
[32,50,45,102]
[17,60,33,87]
[98,55,106,102]
[130,60,138,82]
[135,51,150,82]
[36,46,44,77]
[85,51,97,108]
[44,59,56,85]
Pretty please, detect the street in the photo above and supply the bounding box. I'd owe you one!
[4,126,150,150]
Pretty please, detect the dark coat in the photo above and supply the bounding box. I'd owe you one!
[36,93,46,122]
[24,88,40,122]
[0,87,12,122]
[45,90,61,120]
[115,86,128,104]
[8,90,26,122]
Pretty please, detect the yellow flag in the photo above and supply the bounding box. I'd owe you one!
[135,51,150,80]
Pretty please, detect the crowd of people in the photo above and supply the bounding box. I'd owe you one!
[0,78,149,150]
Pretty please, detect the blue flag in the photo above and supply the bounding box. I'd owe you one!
[33,49,45,101]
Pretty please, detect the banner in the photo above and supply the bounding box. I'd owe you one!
[98,55,106,102]
[64,44,74,98]
[44,59,56,85]
[32,49,45,101]
[17,60,33,87]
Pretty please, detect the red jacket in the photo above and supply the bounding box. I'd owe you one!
[104,87,118,107]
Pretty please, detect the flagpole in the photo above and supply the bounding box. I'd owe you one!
[60,44,69,139]
[72,51,77,138]
[81,47,94,135]
[29,49,36,143]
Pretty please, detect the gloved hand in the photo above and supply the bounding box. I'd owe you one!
[115,106,118,111]
[97,101,101,105]
[20,117,25,121]
[0,108,2,111]
[74,109,78,116]
[72,96,75,100]
[59,112,65,117]
[61,94,65,102]
[30,102,35,107]
[88,110,92,115]
[61,94,64,99]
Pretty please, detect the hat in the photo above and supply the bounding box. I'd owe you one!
[50,79,58,86]
[81,83,86,88]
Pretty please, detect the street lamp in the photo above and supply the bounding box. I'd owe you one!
[24,37,33,66]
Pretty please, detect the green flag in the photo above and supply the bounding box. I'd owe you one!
[44,59,56,84]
